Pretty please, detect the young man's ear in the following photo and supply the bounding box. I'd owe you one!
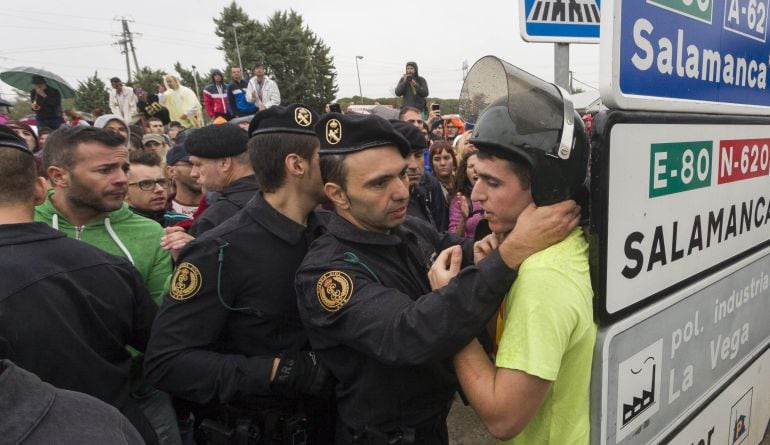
[324,182,349,210]
[46,166,69,188]
[284,153,305,178]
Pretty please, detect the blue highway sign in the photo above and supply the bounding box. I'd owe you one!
[520,0,602,43]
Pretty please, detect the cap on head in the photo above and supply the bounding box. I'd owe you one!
[248,104,317,138]
[315,113,410,157]
[166,144,190,165]
[0,125,33,155]
[184,123,248,159]
[93,114,127,130]
[390,120,427,153]
[142,133,164,146]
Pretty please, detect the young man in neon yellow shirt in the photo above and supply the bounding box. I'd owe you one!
[452,56,596,444]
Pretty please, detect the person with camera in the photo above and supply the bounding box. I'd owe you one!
[395,61,429,115]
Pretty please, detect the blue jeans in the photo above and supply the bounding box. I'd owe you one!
[132,385,183,445]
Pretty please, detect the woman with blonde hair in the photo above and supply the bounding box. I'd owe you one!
[159,74,203,128]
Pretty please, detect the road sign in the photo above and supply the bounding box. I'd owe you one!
[590,247,770,444]
[664,348,770,445]
[600,0,770,114]
[591,111,770,320]
[520,0,601,43]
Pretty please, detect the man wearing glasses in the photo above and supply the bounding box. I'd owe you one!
[126,150,190,228]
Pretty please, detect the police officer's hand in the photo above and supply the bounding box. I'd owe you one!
[428,245,463,290]
[499,200,581,269]
[270,351,334,398]
[160,226,195,262]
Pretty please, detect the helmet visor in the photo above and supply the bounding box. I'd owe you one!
[459,56,574,158]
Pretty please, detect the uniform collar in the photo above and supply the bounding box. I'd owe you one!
[245,193,324,245]
[221,175,259,197]
[0,222,65,247]
[326,212,409,246]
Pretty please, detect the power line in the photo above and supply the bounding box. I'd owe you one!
[114,17,140,81]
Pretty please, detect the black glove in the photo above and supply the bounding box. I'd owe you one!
[270,351,334,398]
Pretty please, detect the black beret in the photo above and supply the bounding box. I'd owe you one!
[389,120,428,153]
[248,104,318,137]
[315,113,410,157]
[184,123,248,159]
[0,125,32,155]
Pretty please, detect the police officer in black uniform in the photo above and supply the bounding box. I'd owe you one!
[144,104,335,444]
[0,125,159,443]
[294,114,581,444]
[185,124,260,236]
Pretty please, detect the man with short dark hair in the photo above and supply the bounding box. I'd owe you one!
[227,66,256,117]
[126,150,189,227]
[148,117,165,135]
[109,77,139,124]
[246,62,281,111]
[452,57,594,445]
[34,125,179,443]
[165,143,201,218]
[392,120,448,231]
[184,123,258,236]
[295,113,580,444]
[0,125,158,443]
[30,75,64,129]
[146,104,335,443]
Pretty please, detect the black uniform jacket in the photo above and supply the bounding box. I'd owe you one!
[145,193,328,405]
[295,214,518,433]
[0,222,157,436]
[188,174,259,237]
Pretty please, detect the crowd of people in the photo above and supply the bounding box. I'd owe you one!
[0,57,594,445]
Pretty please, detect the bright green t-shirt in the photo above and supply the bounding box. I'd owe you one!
[495,228,596,445]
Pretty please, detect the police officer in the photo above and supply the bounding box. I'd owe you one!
[0,125,158,443]
[184,123,259,236]
[144,104,335,444]
[294,113,581,444]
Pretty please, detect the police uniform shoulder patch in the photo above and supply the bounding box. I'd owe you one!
[170,262,202,301]
[326,119,342,145]
[295,106,312,127]
[316,270,353,312]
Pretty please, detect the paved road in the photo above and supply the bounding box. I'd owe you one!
[447,395,495,445]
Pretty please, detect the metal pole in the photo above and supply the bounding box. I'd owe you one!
[233,24,244,73]
[191,65,200,96]
[355,56,364,105]
[554,43,570,91]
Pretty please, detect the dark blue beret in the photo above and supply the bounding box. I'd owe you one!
[315,113,410,156]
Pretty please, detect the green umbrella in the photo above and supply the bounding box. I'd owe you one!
[0,67,77,99]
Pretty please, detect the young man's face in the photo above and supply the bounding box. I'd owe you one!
[144,141,163,153]
[405,151,423,187]
[111,80,123,91]
[406,65,416,75]
[149,120,164,135]
[104,120,128,140]
[231,67,242,81]
[213,74,223,83]
[400,109,423,129]
[253,66,266,77]
[126,164,169,212]
[62,143,130,214]
[471,155,533,234]
[331,145,410,234]
[167,161,202,193]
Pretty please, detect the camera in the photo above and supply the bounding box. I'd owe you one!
[406,74,414,82]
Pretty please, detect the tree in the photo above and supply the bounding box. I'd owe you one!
[214,5,338,112]
[130,66,167,95]
[74,72,109,113]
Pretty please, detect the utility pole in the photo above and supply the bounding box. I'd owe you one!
[114,17,140,81]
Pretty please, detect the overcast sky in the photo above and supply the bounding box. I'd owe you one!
[0,0,601,101]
